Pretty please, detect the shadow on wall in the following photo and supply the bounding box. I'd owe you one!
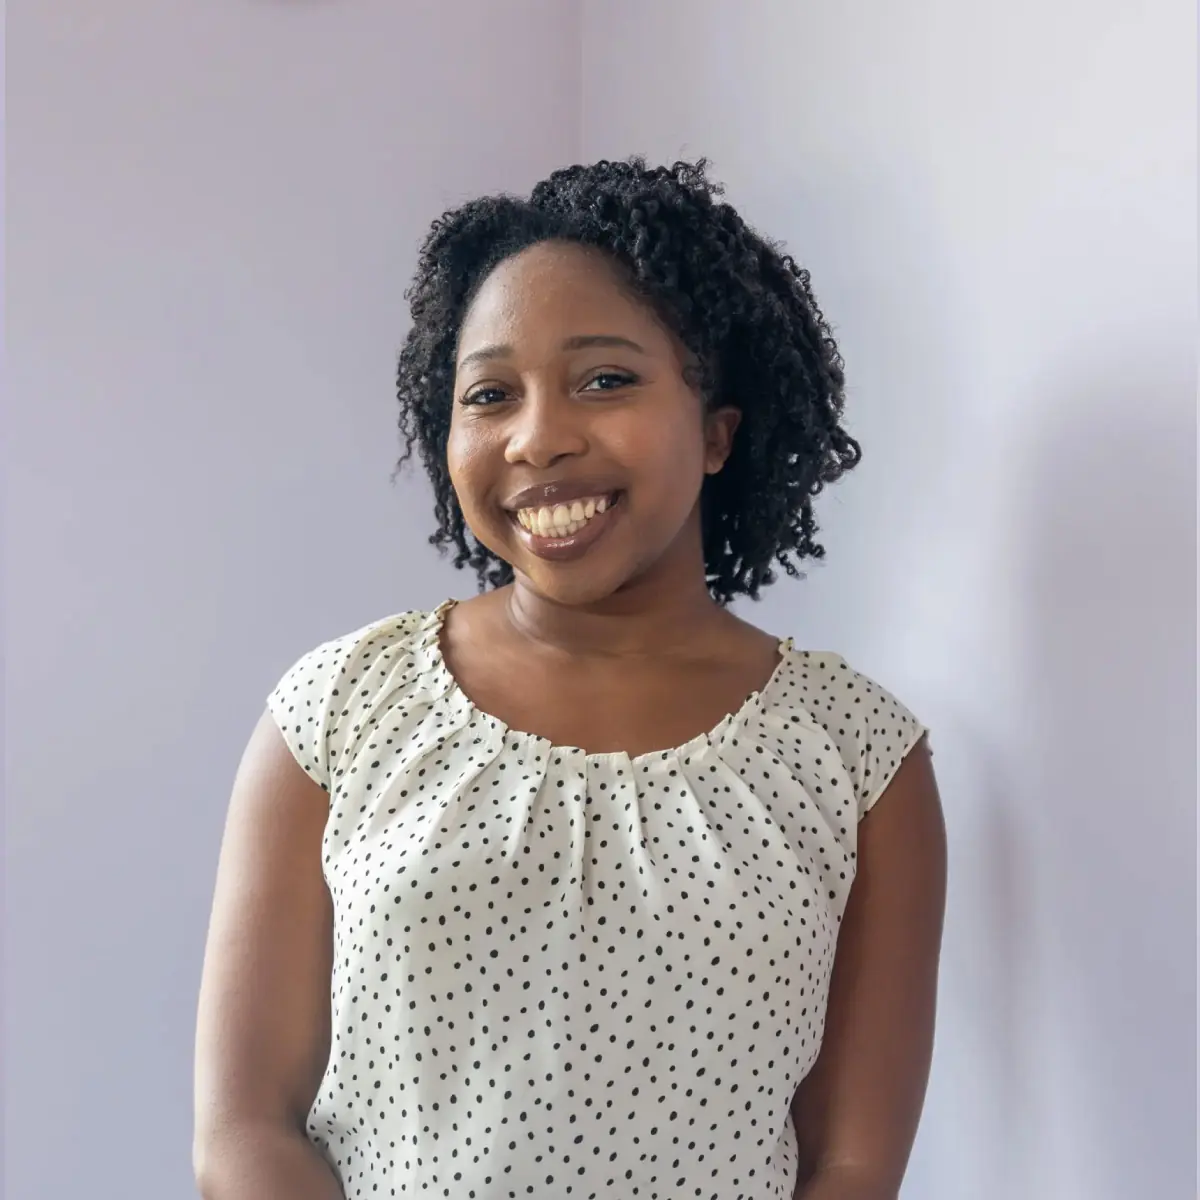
[1019,362,1196,1197]
[956,724,1041,1199]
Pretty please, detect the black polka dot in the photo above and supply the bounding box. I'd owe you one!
[266,601,926,1198]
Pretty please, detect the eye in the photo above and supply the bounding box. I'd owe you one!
[581,371,639,394]
[460,385,510,407]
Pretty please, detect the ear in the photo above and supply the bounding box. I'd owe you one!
[703,406,742,475]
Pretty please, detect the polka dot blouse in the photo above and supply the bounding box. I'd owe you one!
[268,601,926,1200]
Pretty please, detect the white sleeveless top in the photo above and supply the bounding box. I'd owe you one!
[268,601,925,1200]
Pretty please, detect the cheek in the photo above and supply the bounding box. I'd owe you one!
[446,419,497,512]
[609,405,708,492]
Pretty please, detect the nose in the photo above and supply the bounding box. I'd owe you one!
[502,390,589,469]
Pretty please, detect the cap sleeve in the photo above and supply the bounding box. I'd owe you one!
[796,653,928,819]
[266,631,363,792]
[266,609,431,793]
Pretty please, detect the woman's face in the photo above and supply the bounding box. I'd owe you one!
[448,241,739,608]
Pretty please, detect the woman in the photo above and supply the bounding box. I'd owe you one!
[194,158,946,1200]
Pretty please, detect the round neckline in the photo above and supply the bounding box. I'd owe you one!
[425,598,794,766]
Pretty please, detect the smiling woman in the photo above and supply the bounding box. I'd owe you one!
[194,158,947,1200]
[446,239,742,604]
[397,160,861,607]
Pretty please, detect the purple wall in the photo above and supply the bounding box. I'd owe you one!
[7,2,1196,1198]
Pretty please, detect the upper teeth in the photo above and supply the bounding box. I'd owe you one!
[517,495,610,536]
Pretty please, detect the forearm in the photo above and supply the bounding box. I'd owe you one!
[194,1121,344,1200]
[794,1164,898,1200]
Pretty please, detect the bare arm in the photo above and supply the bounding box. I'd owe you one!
[193,711,343,1200]
[792,738,947,1200]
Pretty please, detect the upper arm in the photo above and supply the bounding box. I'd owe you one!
[791,737,947,1194]
[194,710,334,1150]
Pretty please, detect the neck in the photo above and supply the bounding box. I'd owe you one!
[504,566,726,661]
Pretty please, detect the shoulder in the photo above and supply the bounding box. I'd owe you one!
[783,649,920,730]
[771,647,927,818]
[269,608,431,715]
[266,606,442,792]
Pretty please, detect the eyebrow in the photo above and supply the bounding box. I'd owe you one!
[457,334,648,371]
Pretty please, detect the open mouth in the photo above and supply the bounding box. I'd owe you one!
[514,492,619,539]
[508,491,622,560]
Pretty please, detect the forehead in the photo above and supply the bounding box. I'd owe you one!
[457,241,664,354]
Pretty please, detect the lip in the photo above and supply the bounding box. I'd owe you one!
[509,492,622,563]
[503,478,623,512]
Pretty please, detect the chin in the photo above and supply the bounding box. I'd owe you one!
[510,562,628,609]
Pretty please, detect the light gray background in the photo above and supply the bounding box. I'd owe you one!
[7,3,1196,1198]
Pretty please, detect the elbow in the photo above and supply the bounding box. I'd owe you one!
[192,1124,223,1199]
[192,1115,241,1199]
[192,1146,214,1199]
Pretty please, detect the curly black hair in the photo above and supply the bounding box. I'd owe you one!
[395,156,861,605]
